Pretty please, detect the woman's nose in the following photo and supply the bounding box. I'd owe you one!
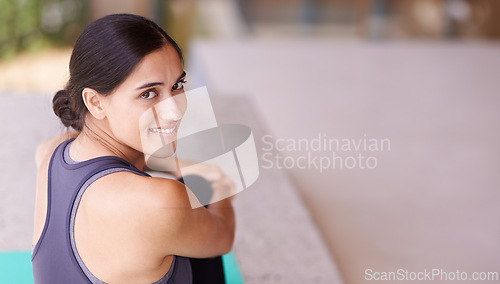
[156,96,184,121]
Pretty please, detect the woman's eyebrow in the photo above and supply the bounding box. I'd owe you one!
[176,71,187,81]
[135,71,186,90]
[136,82,163,90]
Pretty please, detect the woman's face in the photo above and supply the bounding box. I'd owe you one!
[100,44,187,159]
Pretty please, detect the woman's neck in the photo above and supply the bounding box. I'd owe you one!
[70,122,145,169]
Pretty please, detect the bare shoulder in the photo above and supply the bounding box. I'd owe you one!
[82,172,200,256]
[86,172,197,211]
[83,172,199,228]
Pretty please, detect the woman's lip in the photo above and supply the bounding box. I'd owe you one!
[148,123,178,134]
[154,122,178,129]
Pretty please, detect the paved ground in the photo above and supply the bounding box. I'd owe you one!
[0,94,61,250]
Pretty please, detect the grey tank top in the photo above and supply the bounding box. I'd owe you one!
[32,138,192,284]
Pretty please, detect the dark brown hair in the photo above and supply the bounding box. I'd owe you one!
[53,13,183,131]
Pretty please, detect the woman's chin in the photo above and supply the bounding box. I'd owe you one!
[141,133,178,156]
[144,152,178,172]
[146,141,176,157]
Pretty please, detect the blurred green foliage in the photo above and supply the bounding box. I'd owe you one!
[0,0,88,59]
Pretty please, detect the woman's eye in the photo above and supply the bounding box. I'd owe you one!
[140,90,157,99]
[172,80,186,91]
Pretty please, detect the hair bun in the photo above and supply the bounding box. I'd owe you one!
[52,89,78,129]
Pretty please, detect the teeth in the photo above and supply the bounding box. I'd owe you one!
[149,127,175,134]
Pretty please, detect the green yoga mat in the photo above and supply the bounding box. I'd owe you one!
[0,250,243,284]
[222,251,244,284]
[0,251,33,284]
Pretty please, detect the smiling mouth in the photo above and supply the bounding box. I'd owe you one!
[148,125,177,134]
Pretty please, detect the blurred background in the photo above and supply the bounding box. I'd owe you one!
[1,0,500,283]
[2,0,500,92]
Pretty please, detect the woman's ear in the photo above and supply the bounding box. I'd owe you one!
[82,88,106,120]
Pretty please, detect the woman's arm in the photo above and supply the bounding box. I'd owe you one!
[96,173,235,259]
[146,177,235,258]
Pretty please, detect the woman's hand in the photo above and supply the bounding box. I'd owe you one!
[178,160,236,202]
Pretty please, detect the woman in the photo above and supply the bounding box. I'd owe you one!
[32,14,235,284]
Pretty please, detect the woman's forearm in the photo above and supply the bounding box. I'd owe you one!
[207,198,235,253]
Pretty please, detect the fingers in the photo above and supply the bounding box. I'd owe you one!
[210,171,236,202]
[203,164,224,182]
[179,162,237,202]
[181,163,223,182]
